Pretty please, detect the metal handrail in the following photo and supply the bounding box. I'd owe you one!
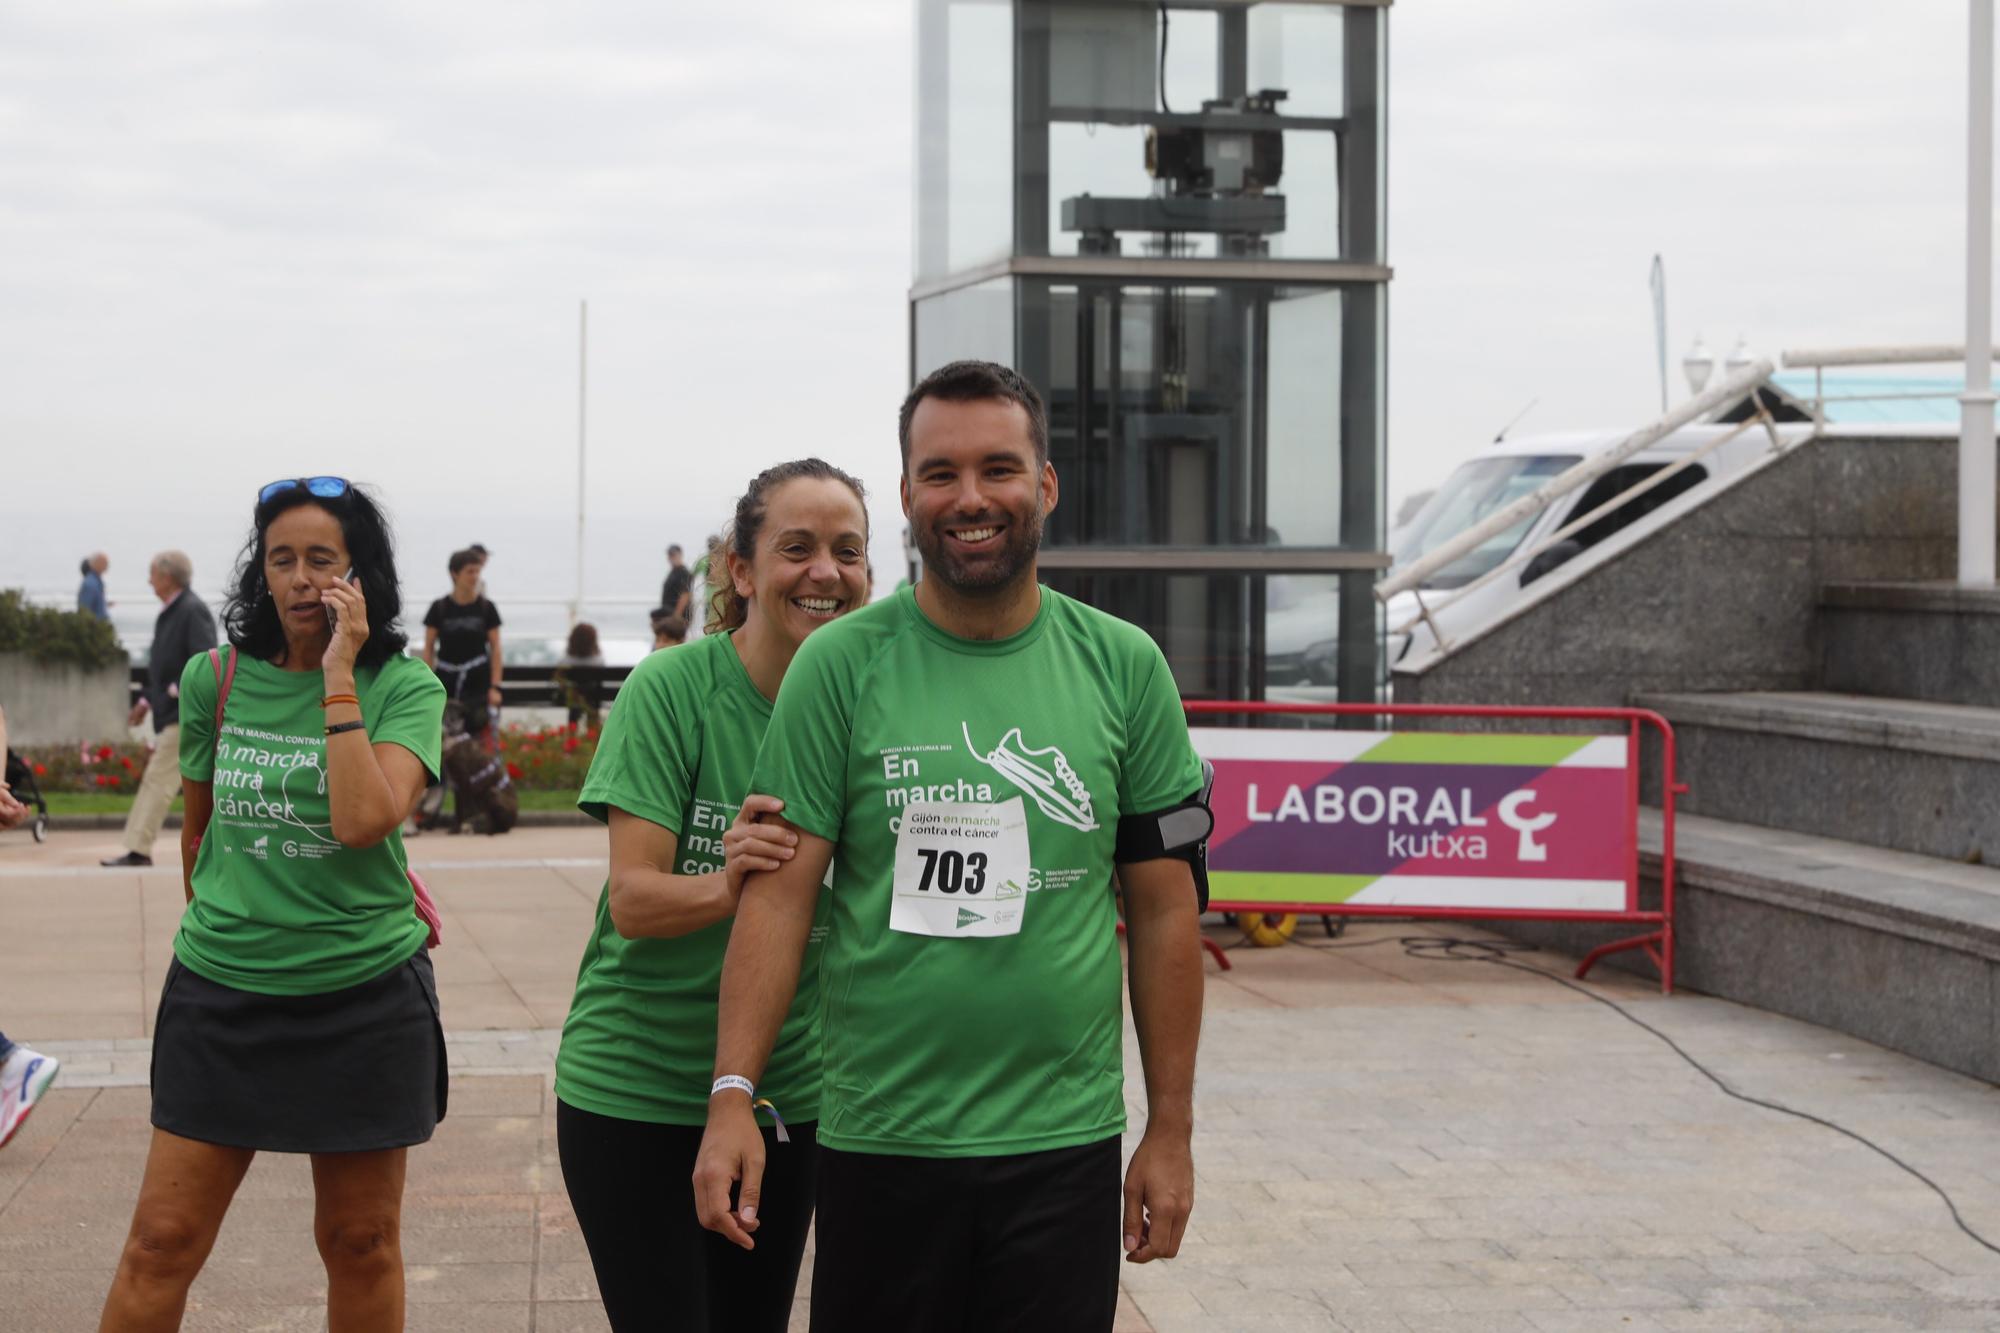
[1780,344,1998,368]
[1376,357,1776,601]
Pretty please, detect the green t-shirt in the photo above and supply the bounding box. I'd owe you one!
[750,585,1202,1158]
[555,632,831,1126]
[176,649,445,996]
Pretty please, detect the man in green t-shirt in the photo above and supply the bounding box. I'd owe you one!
[695,361,1208,1331]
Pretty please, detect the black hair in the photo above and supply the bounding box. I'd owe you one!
[222,483,410,669]
[79,556,93,576]
[897,360,1048,471]
[448,547,484,576]
[566,622,600,659]
[708,458,869,634]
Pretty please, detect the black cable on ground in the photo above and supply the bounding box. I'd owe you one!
[1230,923,2000,1258]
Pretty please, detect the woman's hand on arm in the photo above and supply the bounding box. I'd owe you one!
[606,797,796,940]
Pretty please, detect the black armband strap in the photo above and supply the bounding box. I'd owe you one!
[1115,760,1217,912]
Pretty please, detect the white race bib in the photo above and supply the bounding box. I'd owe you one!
[890,798,1032,938]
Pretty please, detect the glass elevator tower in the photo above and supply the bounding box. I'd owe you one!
[910,0,1390,704]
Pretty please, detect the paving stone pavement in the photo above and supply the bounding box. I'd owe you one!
[4,828,2000,1330]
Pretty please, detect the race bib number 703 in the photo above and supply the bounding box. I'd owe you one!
[890,798,1032,938]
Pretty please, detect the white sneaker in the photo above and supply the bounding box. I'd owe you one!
[0,1046,60,1149]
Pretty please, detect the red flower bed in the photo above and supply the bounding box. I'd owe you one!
[497,723,599,790]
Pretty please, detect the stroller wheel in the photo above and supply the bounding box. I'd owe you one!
[32,814,47,843]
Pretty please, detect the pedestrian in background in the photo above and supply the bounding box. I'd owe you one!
[102,551,218,868]
[0,702,63,1149]
[661,544,693,622]
[650,610,688,653]
[98,476,446,1331]
[421,547,504,743]
[77,552,110,620]
[556,622,608,730]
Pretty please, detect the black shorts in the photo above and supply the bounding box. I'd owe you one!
[150,952,447,1154]
[810,1136,1121,1333]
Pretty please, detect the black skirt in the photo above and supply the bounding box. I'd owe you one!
[151,950,448,1153]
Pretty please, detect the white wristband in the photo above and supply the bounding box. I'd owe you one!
[711,1075,755,1099]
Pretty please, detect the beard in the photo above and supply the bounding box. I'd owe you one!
[915,502,1046,594]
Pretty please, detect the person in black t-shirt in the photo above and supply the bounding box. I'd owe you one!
[659,544,693,623]
[422,547,504,738]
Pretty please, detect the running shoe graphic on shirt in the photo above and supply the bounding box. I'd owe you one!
[961,722,1099,832]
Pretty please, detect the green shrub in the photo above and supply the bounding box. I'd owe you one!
[0,589,128,669]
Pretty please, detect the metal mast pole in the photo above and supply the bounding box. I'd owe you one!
[1964,1,1996,585]
[575,299,588,626]
[1650,255,1668,413]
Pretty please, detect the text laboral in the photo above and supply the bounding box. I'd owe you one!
[1246,783,1488,828]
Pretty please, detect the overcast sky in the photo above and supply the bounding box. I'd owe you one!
[0,0,1980,611]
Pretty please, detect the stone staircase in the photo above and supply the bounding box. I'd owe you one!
[1632,581,2000,1082]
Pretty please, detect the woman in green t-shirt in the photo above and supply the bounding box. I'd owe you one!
[555,459,869,1333]
[98,478,447,1331]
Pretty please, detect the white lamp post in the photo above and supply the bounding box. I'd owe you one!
[1682,336,1715,397]
[1724,336,1757,376]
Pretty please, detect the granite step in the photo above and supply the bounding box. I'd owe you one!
[1632,690,2000,862]
[1819,579,2000,705]
[1639,810,2000,1083]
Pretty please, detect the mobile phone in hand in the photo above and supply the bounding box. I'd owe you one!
[327,567,354,629]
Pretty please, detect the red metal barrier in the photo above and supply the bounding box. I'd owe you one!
[1183,701,1683,994]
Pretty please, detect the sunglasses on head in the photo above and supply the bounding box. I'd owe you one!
[259,476,351,505]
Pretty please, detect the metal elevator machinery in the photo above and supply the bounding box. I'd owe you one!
[911,0,1391,707]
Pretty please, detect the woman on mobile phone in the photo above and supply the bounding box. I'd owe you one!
[99,477,447,1332]
[555,459,869,1332]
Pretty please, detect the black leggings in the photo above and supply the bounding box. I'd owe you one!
[556,1099,818,1333]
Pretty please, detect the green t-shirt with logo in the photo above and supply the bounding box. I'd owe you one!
[175,649,445,996]
[749,585,1202,1158]
[555,632,831,1126]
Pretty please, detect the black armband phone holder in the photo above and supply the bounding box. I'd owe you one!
[1114,759,1217,911]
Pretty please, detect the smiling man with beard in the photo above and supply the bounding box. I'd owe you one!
[693,360,1209,1332]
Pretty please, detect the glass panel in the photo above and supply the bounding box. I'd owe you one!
[1026,278,1346,548]
[1262,573,1342,691]
[1047,2,1157,111]
[1029,1,1342,261]
[1268,129,1339,259]
[1039,571,1382,704]
[1264,287,1342,546]
[1387,454,1583,590]
[915,0,1014,280]
[1247,3,1344,117]
[914,277,1017,376]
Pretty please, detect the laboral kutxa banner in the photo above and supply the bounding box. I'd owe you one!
[1192,728,1633,914]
